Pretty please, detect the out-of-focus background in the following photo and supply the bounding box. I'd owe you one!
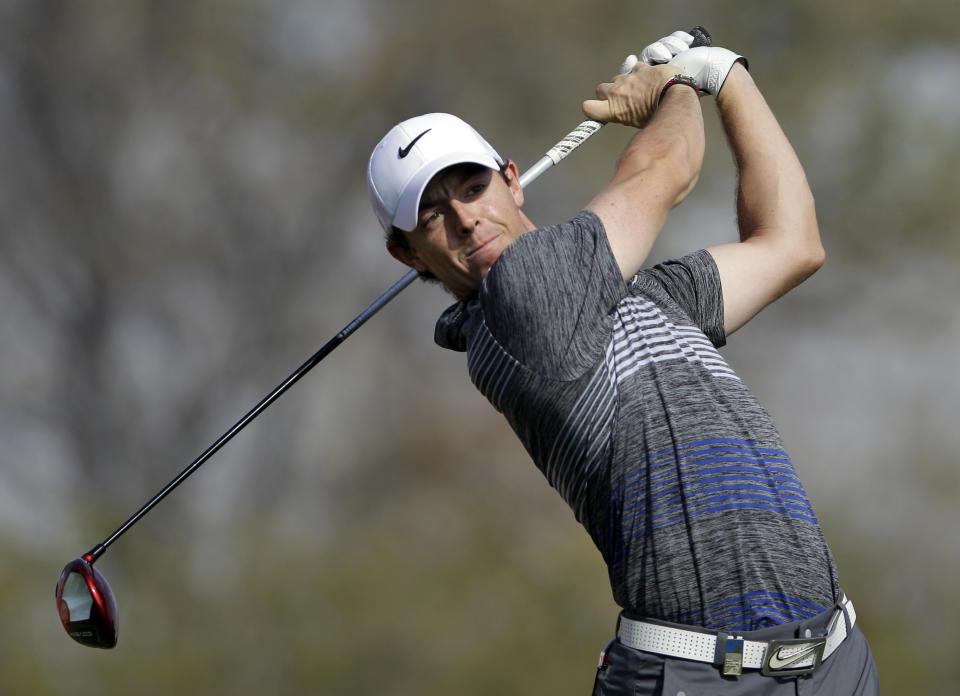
[2,1,958,693]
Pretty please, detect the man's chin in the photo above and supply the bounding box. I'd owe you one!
[469,241,506,274]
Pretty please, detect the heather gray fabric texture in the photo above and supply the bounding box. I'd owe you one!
[434,210,840,630]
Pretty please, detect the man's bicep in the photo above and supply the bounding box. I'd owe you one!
[586,179,673,281]
[707,237,811,336]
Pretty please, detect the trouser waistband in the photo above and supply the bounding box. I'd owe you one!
[616,593,856,677]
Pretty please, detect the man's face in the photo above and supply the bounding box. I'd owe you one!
[388,161,532,299]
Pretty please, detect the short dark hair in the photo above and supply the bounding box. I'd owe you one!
[386,161,511,283]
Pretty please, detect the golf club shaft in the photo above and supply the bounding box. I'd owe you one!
[83,114,608,564]
[86,27,717,561]
[85,270,418,561]
[83,27,710,563]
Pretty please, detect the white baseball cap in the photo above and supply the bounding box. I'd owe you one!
[367,113,504,232]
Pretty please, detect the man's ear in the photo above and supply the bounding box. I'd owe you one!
[504,160,525,208]
[387,237,426,272]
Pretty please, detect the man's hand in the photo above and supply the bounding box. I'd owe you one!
[582,63,682,128]
[635,30,746,97]
[641,30,696,65]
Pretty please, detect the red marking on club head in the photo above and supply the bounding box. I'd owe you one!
[55,557,119,649]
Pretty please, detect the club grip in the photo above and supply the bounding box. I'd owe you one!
[689,26,712,48]
[521,25,714,186]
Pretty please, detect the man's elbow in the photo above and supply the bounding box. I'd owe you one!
[793,239,825,287]
[794,201,826,281]
[672,169,700,208]
[806,235,826,275]
[667,136,704,208]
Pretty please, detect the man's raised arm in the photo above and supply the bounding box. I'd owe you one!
[582,64,705,281]
[706,63,825,335]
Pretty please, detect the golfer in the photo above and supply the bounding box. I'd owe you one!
[367,31,878,695]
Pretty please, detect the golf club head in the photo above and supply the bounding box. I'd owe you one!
[56,556,119,648]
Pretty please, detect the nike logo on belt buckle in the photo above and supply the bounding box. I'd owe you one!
[761,637,827,677]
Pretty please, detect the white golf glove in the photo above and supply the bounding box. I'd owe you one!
[641,30,696,65]
[623,30,747,97]
[618,30,695,74]
[667,46,746,96]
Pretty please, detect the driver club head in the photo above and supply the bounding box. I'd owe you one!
[56,556,119,649]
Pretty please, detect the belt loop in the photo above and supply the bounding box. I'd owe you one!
[598,637,617,669]
[836,592,852,634]
[713,631,729,666]
[715,632,745,677]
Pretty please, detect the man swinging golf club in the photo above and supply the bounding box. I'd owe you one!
[367,30,878,695]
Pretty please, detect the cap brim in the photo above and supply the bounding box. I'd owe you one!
[392,151,502,232]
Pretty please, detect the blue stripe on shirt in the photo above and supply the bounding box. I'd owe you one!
[615,439,819,538]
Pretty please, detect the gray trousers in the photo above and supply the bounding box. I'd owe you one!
[592,601,879,695]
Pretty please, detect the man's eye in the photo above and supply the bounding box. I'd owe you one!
[421,210,441,226]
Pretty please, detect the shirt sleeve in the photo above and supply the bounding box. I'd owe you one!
[479,210,627,379]
[632,249,727,347]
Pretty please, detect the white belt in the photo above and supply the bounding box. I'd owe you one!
[617,595,856,677]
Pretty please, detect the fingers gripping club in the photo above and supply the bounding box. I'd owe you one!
[520,26,711,187]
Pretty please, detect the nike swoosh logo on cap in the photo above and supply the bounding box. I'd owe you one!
[398,129,431,158]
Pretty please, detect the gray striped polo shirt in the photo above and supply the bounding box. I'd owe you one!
[434,210,840,631]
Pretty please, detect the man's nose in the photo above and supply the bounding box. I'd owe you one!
[448,199,478,235]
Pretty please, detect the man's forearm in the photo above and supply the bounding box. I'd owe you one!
[716,64,822,262]
[587,84,705,279]
[615,85,705,207]
[704,63,825,335]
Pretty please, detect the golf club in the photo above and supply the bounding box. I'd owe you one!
[56,26,711,649]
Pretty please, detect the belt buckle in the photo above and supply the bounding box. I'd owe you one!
[761,637,826,677]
